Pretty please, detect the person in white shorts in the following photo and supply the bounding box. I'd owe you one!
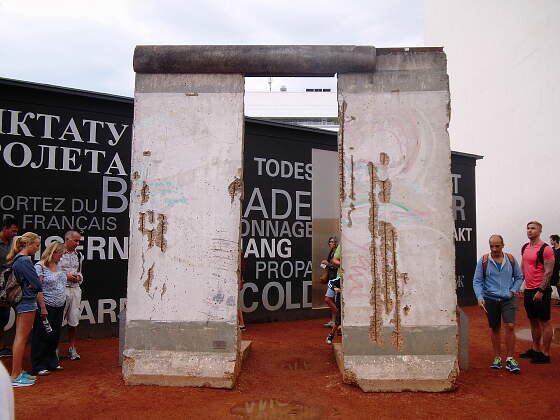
[58,230,84,361]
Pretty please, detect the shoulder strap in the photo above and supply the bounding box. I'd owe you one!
[505,253,515,268]
[482,254,489,278]
[537,243,548,266]
[521,243,529,255]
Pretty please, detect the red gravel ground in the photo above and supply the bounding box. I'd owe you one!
[3,300,559,420]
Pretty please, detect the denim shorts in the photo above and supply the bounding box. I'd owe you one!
[325,288,335,299]
[16,300,38,314]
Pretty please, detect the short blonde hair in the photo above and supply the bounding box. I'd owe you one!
[527,221,543,230]
[40,241,65,266]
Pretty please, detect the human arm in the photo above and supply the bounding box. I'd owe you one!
[534,248,554,302]
[510,257,524,294]
[472,258,485,307]
[36,292,48,320]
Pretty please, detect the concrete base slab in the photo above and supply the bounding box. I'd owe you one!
[123,340,252,389]
[333,344,457,392]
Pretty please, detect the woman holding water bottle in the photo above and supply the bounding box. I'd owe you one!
[31,241,73,376]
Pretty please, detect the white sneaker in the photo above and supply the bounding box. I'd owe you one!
[68,347,81,360]
[323,321,335,328]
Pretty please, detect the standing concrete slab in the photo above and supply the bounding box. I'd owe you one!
[123,73,245,388]
[337,49,458,392]
[126,45,458,392]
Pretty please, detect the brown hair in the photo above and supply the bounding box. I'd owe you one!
[40,241,65,266]
[6,232,40,265]
[526,221,543,230]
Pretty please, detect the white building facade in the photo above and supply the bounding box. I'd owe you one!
[425,0,560,270]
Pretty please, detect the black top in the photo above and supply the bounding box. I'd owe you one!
[551,247,560,286]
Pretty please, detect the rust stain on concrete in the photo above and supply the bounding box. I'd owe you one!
[349,155,356,201]
[143,263,155,293]
[161,283,167,298]
[143,150,151,156]
[154,213,168,252]
[147,210,155,223]
[368,153,407,351]
[138,212,145,233]
[132,171,140,181]
[140,182,150,204]
[367,162,383,345]
[338,101,346,201]
[228,177,243,204]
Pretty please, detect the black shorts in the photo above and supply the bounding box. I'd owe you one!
[485,297,517,329]
[524,288,552,321]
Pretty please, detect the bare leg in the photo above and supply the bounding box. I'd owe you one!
[68,326,77,349]
[324,297,336,322]
[529,318,542,352]
[238,308,245,328]
[10,312,35,378]
[504,323,515,356]
[540,320,553,356]
[490,327,501,357]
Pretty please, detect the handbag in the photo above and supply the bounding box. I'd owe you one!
[319,267,329,284]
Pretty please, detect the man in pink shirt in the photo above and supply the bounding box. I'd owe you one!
[519,221,555,364]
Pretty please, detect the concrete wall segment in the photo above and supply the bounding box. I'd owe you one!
[127,73,244,324]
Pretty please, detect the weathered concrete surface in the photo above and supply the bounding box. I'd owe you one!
[123,73,245,388]
[134,45,377,76]
[337,50,458,392]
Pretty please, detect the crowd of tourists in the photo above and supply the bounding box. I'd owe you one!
[0,218,84,388]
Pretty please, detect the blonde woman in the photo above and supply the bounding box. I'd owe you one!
[31,241,69,376]
[6,232,47,387]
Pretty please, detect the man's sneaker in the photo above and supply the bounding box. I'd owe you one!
[68,347,81,360]
[323,321,335,328]
[326,334,334,345]
[531,353,551,364]
[55,365,64,371]
[11,373,35,387]
[506,358,521,373]
[490,356,502,369]
[37,370,50,376]
[0,348,12,358]
[519,348,539,359]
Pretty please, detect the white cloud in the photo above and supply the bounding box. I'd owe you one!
[0,0,423,96]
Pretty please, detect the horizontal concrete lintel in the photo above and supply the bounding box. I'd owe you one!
[135,73,245,93]
[134,45,376,74]
[342,325,457,356]
[338,70,449,93]
[125,320,236,353]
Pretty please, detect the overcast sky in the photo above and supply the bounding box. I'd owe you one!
[0,0,423,96]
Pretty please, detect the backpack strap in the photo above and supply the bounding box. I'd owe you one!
[482,254,489,278]
[537,243,548,267]
[505,253,515,268]
[521,243,529,256]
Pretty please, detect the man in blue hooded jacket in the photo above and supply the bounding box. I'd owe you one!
[473,235,524,373]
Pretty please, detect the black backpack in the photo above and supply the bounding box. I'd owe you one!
[0,255,23,307]
[521,242,549,267]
